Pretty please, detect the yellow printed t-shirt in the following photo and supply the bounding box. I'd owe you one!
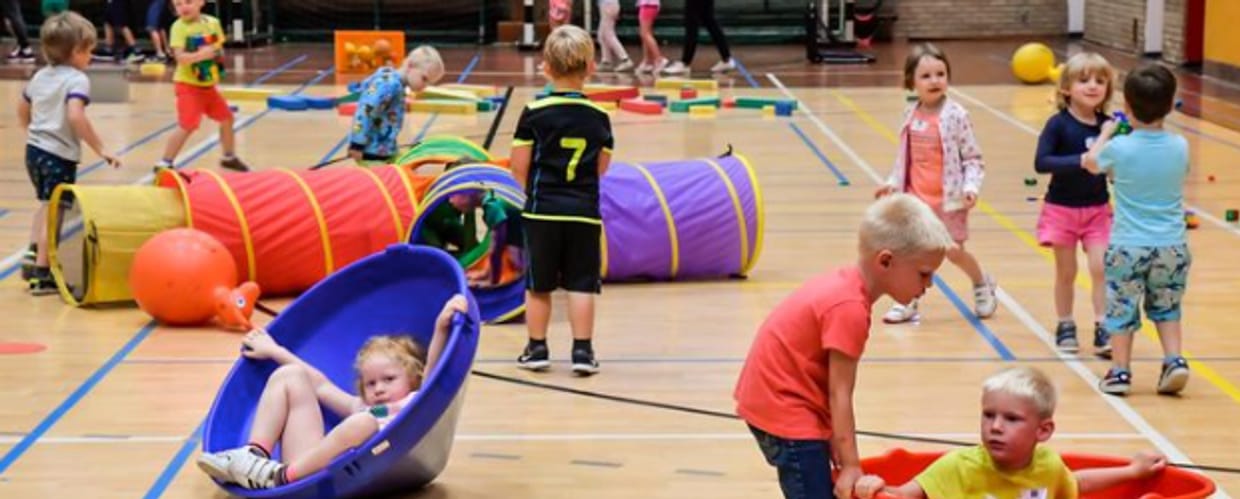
[915,445,1079,499]
[170,15,225,86]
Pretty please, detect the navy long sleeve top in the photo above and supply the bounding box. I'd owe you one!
[1034,109,1110,207]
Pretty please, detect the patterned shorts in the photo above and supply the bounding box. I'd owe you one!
[1104,244,1191,335]
[26,144,77,202]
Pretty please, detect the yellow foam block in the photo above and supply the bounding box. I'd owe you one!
[406,99,477,114]
[689,105,717,118]
[219,87,281,101]
[761,105,776,117]
[138,62,166,77]
[416,86,483,102]
[596,101,618,111]
[440,83,499,98]
[655,78,719,91]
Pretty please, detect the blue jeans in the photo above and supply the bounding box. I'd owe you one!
[749,425,835,499]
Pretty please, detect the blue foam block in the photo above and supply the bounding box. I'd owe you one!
[774,101,795,116]
[267,95,308,111]
[302,96,337,110]
[347,80,363,93]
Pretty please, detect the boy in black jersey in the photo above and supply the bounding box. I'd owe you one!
[511,25,613,376]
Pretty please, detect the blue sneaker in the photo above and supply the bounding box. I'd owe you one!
[1092,323,1111,359]
[1157,357,1190,395]
[1055,321,1079,354]
[1099,367,1132,396]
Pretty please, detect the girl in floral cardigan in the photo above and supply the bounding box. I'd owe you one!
[876,43,998,324]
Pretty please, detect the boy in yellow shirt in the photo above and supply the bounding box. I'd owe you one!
[156,0,249,171]
[855,366,1167,499]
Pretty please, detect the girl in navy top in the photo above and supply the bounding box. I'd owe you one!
[1033,52,1116,357]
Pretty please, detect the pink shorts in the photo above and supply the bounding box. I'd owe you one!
[934,206,969,243]
[1037,203,1112,248]
[638,5,659,24]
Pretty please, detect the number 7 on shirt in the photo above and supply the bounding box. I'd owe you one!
[560,137,586,181]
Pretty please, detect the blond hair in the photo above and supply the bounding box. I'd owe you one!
[859,194,955,256]
[354,335,426,397]
[983,366,1057,419]
[542,25,593,79]
[902,42,950,91]
[1055,52,1115,113]
[40,11,97,65]
[404,45,445,83]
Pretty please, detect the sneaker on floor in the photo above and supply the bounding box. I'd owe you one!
[613,59,635,72]
[661,60,688,75]
[1054,321,1079,354]
[1099,367,1132,396]
[1092,323,1112,359]
[710,58,736,73]
[20,245,36,281]
[634,61,654,74]
[1157,356,1190,395]
[28,269,57,296]
[974,274,998,318]
[517,342,550,371]
[882,299,919,324]
[6,46,35,62]
[597,60,615,72]
[571,348,600,376]
[196,447,258,484]
[124,50,146,64]
[220,156,251,172]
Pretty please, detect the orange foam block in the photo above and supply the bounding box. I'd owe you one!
[619,99,663,115]
[586,86,640,102]
[337,102,358,116]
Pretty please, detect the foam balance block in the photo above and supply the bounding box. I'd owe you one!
[337,102,358,116]
[585,84,639,102]
[620,99,663,115]
[417,86,483,102]
[407,99,477,114]
[221,87,281,101]
[302,96,337,110]
[655,78,719,91]
[670,97,722,113]
[440,83,499,98]
[734,96,798,111]
[268,95,309,111]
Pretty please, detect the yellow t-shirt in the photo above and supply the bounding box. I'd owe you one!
[915,445,1079,499]
[169,15,225,86]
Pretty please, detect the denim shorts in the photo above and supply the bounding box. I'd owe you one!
[749,424,835,498]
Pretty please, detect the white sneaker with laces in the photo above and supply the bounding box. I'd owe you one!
[614,59,635,72]
[710,58,736,72]
[635,61,654,74]
[882,299,920,324]
[196,447,257,484]
[227,449,283,489]
[974,274,998,318]
[661,60,688,75]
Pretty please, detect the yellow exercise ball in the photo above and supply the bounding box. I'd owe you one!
[1011,43,1056,84]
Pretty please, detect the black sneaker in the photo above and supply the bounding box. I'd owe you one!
[6,46,34,62]
[1099,367,1132,396]
[220,156,251,172]
[1157,357,1190,395]
[28,270,57,296]
[1054,321,1079,354]
[517,342,550,371]
[1093,323,1112,359]
[571,348,600,376]
[20,244,36,281]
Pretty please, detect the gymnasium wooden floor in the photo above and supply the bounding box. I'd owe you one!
[1,39,1239,498]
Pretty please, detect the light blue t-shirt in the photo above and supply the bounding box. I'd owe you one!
[1097,129,1189,247]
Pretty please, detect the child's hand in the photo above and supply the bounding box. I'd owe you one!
[1127,451,1167,478]
[1081,152,1101,175]
[854,474,888,499]
[963,192,978,209]
[435,294,469,329]
[1100,119,1119,139]
[102,152,121,168]
[835,465,864,499]
[874,184,897,199]
[241,327,283,360]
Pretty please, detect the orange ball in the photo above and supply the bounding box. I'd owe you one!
[129,228,238,326]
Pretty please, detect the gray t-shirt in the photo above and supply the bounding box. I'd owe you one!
[24,65,91,162]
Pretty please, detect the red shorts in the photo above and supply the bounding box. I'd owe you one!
[175,83,233,131]
[1037,202,1112,248]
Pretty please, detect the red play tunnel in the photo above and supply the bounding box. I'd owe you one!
[156,166,435,295]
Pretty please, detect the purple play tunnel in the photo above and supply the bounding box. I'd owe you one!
[601,152,764,281]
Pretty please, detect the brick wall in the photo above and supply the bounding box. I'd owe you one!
[1084,0,1188,63]
[892,0,1067,39]
[1162,0,1186,64]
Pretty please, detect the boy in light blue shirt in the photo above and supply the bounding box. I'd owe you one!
[1084,63,1190,397]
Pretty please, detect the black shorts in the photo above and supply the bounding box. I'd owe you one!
[522,217,601,294]
[105,0,130,28]
[26,145,77,202]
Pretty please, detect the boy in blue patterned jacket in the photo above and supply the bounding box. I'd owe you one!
[347,46,444,163]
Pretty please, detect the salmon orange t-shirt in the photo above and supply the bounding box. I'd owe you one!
[734,265,872,440]
[908,108,945,208]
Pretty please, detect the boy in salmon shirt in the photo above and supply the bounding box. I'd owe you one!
[735,193,955,498]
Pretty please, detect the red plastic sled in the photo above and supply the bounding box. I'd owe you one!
[858,448,1215,499]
